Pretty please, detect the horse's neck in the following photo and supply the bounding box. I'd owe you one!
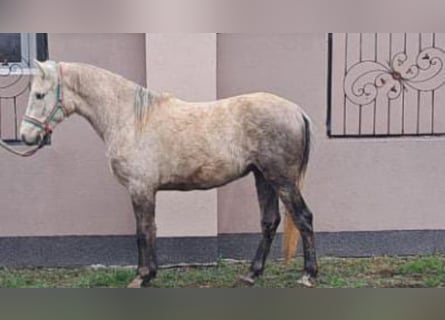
[64,63,140,143]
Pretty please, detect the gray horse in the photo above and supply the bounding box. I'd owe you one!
[20,60,317,287]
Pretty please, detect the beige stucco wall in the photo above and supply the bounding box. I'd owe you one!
[217,33,445,234]
[145,33,218,238]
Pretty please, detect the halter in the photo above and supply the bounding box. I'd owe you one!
[0,63,67,157]
[22,63,67,135]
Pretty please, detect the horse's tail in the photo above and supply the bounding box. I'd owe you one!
[283,112,311,265]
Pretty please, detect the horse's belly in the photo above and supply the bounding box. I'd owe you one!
[159,162,251,191]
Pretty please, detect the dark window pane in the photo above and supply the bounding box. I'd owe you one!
[0,33,21,63]
[36,33,49,61]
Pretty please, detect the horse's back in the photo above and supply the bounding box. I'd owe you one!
[158,91,306,151]
[166,92,306,135]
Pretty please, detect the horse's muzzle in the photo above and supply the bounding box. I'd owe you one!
[21,132,51,147]
[21,134,41,146]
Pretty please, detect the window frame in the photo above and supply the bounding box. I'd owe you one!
[0,33,48,75]
[326,33,445,139]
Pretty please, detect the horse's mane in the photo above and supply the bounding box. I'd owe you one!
[134,86,154,131]
[134,86,174,131]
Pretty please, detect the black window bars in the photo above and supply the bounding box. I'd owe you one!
[327,33,445,138]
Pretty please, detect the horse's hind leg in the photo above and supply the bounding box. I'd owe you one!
[277,183,318,286]
[240,169,281,285]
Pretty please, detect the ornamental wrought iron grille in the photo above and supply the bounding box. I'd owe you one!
[327,33,445,138]
[0,33,48,143]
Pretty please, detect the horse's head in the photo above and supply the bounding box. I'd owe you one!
[20,60,67,146]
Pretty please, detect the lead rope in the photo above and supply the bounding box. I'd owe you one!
[0,139,42,157]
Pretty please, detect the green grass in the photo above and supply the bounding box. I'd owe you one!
[2,256,445,288]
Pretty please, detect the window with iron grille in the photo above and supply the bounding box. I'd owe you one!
[0,33,48,143]
[327,33,445,138]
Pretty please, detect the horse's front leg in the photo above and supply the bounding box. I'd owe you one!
[128,191,158,288]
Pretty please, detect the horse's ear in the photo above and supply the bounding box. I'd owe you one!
[33,59,47,79]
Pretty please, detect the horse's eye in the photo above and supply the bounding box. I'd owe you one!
[35,93,45,100]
